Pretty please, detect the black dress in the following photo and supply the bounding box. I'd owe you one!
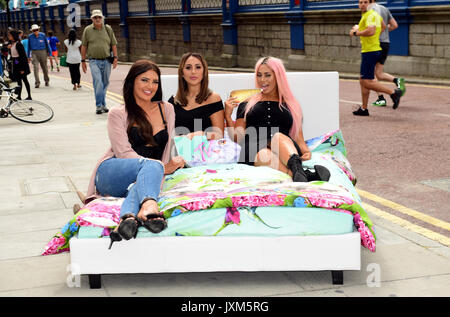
[168,95,223,135]
[236,100,302,165]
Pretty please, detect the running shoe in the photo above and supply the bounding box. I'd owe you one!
[372,97,387,107]
[396,78,406,96]
[353,107,369,116]
[390,89,402,109]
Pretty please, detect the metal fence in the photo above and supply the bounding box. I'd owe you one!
[1,0,450,27]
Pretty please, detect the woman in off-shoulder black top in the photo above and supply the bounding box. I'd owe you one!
[169,52,224,140]
[168,96,223,134]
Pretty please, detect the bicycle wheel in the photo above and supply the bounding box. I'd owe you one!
[9,100,54,123]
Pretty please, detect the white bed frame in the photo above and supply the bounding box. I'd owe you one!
[70,71,361,289]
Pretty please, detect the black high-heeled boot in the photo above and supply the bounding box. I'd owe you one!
[304,165,331,182]
[108,214,139,249]
[286,154,308,182]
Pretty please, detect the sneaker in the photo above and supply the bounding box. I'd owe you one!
[372,97,387,107]
[101,106,109,113]
[396,78,406,96]
[96,108,103,115]
[353,107,369,116]
[390,89,402,109]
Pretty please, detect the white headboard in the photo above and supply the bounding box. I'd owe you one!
[161,72,339,140]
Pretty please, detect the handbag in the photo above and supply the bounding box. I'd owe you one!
[174,135,241,167]
[107,51,115,64]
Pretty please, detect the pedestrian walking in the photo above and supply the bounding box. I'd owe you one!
[350,0,403,116]
[81,9,118,114]
[8,29,32,100]
[64,29,82,90]
[47,30,60,72]
[369,0,406,107]
[27,24,52,88]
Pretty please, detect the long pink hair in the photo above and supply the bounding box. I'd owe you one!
[244,56,302,139]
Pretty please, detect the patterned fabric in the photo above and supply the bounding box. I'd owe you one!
[42,130,376,255]
[173,135,241,167]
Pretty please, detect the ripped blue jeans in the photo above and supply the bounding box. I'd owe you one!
[95,157,164,218]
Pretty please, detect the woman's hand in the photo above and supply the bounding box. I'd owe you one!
[185,131,204,140]
[300,150,311,161]
[164,156,186,174]
[224,96,239,119]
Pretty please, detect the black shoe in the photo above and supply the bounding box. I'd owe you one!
[108,230,122,250]
[304,165,331,182]
[286,154,308,182]
[390,89,402,109]
[142,214,168,234]
[25,96,32,100]
[353,107,369,116]
[108,215,140,249]
[102,107,109,113]
[96,108,102,114]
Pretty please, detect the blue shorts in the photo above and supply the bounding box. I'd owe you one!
[360,51,381,80]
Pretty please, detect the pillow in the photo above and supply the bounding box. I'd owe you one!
[173,135,241,167]
[76,197,123,227]
[42,197,123,256]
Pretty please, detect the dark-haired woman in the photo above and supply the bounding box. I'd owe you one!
[168,52,224,140]
[64,29,81,90]
[85,60,185,245]
[8,29,31,100]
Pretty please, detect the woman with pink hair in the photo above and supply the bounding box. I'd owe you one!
[225,56,329,182]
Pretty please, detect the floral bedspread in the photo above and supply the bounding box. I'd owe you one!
[42,130,376,255]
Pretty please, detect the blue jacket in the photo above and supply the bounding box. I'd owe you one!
[27,32,52,57]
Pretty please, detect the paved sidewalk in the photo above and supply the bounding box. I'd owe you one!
[0,74,448,297]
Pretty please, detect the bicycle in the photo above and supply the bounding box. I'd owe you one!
[0,77,54,123]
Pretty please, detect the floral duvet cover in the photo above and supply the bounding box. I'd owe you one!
[42,130,376,255]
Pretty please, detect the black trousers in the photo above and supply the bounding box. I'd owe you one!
[67,62,81,85]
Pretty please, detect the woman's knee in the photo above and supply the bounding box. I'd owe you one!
[139,158,164,178]
[255,148,272,165]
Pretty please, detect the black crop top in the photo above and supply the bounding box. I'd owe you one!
[168,95,224,134]
[128,103,168,160]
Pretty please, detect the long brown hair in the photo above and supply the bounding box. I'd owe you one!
[174,52,211,106]
[123,59,163,146]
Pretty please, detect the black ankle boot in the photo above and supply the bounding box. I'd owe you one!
[286,154,308,182]
[304,165,331,182]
